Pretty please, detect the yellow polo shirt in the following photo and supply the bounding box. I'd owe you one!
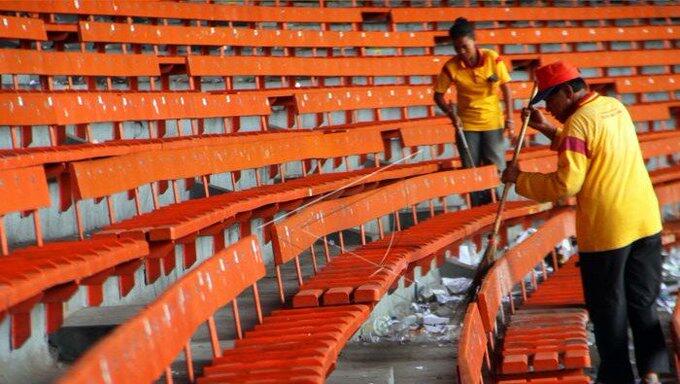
[433,48,511,131]
[516,93,661,252]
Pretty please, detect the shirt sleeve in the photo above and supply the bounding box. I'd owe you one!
[496,57,511,84]
[549,126,564,151]
[516,117,589,202]
[434,62,454,94]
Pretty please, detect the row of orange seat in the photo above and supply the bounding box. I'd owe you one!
[0,83,676,158]
[460,212,587,383]
[51,156,680,383]
[2,49,677,87]
[0,122,674,250]
[0,0,680,23]
[0,157,441,349]
[1,15,679,54]
[458,171,680,383]
[0,2,677,27]
[1,126,678,348]
[53,161,553,383]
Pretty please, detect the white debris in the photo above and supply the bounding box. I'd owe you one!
[423,314,449,326]
[657,248,680,313]
[511,227,537,246]
[457,243,481,265]
[556,238,577,263]
[442,277,472,295]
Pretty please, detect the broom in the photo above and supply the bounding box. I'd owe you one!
[461,82,539,307]
[449,101,476,169]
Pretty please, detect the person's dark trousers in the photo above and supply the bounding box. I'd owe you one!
[455,128,505,206]
[579,233,668,384]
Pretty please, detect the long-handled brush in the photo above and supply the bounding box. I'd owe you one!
[461,82,539,306]
[449,102,476,169]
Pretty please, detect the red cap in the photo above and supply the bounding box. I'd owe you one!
[530,61,581,105]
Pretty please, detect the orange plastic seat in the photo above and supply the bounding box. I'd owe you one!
[291,200,549,308]
[198,305,369,384]
[0,238,149,349]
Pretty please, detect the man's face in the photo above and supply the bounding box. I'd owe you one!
[452,36,476,63]
[544,86,573,123]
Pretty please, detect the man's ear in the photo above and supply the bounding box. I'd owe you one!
[563,84,575,100]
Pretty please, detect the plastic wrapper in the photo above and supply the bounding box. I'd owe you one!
[657,248,680,314]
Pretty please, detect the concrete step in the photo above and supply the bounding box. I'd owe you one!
[328,342,456,384]
[327,363,394,384]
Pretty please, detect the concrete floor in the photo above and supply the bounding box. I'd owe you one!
[328,342,456,384]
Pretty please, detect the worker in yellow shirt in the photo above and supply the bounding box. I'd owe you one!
[502,61,666,384]
[433,17,514,206]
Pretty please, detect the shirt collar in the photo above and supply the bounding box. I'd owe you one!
[459,49,484,69]
[577,91,599,108]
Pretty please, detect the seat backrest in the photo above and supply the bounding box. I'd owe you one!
[271,165,499,266]
[615,74,680,94]
[504,210,575,287]
[640,130,680,159]
[293,81,530,117]
[0,15,47,40]
[78,20,436,49]
[187,55,445,77]
[0,1,370,24]
[57,235,265,384]
[390,5,680,23]
[294,85,437,115]
[69,128,385,201]
[511,49,680,71]
[655,179,680,206]
[0,91,270,127]
[188,50,680,89]
[457,303,487,384]
[400,120,456,148]
[0,49,160,77]
[0,165,50,252]
[629,101,680,122]
[476,256,515,337]
[478,211,575,335]
[0,166,50,216]
[476,262,505,335]
[435,25,679,46]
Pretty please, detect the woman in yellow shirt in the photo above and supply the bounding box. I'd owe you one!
[433,17,514,206]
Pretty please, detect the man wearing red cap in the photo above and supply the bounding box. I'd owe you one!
[502,61,666,384]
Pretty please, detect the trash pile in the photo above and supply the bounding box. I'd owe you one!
[359,227,545,345]
[658,247,680,313]
[358,229,679,349]
[360,276,472,344]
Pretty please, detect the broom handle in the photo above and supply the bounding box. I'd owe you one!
[449,102,476,168]
[485,83,539,262]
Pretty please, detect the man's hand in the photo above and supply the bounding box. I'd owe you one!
[521,106,559,141]
[522,106,548,130]
[501,163,520,184]
[505,118,516,143]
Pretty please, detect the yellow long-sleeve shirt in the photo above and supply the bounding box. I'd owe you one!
[516,93,661,252]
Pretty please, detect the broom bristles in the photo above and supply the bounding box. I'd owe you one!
[459,236,498,311]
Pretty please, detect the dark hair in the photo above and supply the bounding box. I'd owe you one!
[449,17,475,40]
[561,78,587,93]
